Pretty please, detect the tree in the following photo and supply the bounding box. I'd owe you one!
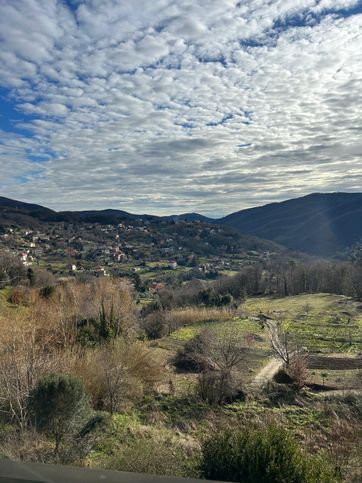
[27,268,35,287]
[200,424,338,482]
[0,251,25,287]
[265,320,293,366]
[196,327,249,404]
[81,340,162,414]
[29,374,89,456]
[0,322,50,432]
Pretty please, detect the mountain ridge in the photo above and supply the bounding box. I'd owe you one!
[1,192,361,256]
[217,192,362,255]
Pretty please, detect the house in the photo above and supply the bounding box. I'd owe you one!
[149,281,166,293]
[114,252,126,262]
[94,266,109,277]
[20,252,28,262]
[20,251,33,266]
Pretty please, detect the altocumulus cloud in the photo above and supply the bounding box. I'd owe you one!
[0,0,361,215]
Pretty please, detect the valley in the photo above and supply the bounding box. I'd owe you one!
[0,195,361,482]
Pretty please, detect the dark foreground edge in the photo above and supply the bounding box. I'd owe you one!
[0,460,225,483]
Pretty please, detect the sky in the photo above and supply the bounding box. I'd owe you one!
[0,0,361,216]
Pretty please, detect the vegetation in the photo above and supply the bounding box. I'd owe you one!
[0,243,361,480]
[200,424,338,482]
[29,374,89,456]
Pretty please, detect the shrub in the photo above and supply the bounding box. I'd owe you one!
[195,327,248,405]
[263,382,298,406]
[288,353,308,390]
[173,332,211,372]
[141,311,168,339]
[273,368,294,384]
[0,251,25,287]
[197,370,245,405]
[200,424,338,482]
[7,286,30,305]
[106,436,198,478]
[29,373,89,456]
[169,307,231,326]
[78,340,163,413]
[39,285,55,299]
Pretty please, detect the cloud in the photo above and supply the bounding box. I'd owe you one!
[0,0,361,216]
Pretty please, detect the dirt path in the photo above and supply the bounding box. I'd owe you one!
[251,358,284,387]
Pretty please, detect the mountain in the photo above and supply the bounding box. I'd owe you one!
[218,193,362,256]
[0,197,157,227]
[2,192,361,256]
[0,196,284,260]
[0,198,211,226]
[57,209,158,224]
[163,213,214,223]
[0,196,56,227]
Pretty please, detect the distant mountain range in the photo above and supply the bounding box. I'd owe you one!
[1,192,361,256]
[0,197,214,226]
[218,193,362,256]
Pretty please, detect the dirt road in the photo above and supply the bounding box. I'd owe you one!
[251,358,284,387]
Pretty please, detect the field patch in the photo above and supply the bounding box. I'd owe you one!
[244,293,362,352]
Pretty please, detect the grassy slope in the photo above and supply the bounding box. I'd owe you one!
[154,294,361,397]
[244,293,362,353]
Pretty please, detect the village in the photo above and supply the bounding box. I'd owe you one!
[0,218,279,291]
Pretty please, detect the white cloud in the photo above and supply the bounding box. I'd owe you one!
[0,0,361,215]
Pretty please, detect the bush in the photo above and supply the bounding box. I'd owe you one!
[7,286,30,305]
[106,436,198,478]
[39,285,55,299]
[200,424,339,482]
[141,311,168,339]
[288,353,308,390]
[78,340,163,414]
[263,382,298,406]
[0,251,25,287]
[173,333,210,372]
[197,369,245,405]
[29,373,89,456]
[273,368,294,384]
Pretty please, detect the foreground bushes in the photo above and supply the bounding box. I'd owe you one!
[29,374,89,456]
[201,424,339,483]
[77,340,163,414]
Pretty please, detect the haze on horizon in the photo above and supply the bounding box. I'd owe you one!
[0,0,362,217]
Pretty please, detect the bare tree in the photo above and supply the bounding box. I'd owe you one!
[196,326,250,404]
[79,340,163,414]
[0,322,53,431]
[265,320,293,366]
[0,251,25,287]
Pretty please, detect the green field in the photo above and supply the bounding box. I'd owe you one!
[170,316,264,342]
[244,294,362,353]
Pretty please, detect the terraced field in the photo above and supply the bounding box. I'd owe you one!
[156,294,362,392]
[244,293,362,353]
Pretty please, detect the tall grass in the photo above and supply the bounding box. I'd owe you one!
[168,307,233,327]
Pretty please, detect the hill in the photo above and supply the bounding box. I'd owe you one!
[218,192,362,256]
[0,197,156,227]
[0,196,284,264]
[57,209,158,224]
[163,213,214,223]
[0,196,56,227]
[2,192,361,256]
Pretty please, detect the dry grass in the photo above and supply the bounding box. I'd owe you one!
[168,307,233,327]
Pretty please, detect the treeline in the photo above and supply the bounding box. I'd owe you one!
[155,260,362,310]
